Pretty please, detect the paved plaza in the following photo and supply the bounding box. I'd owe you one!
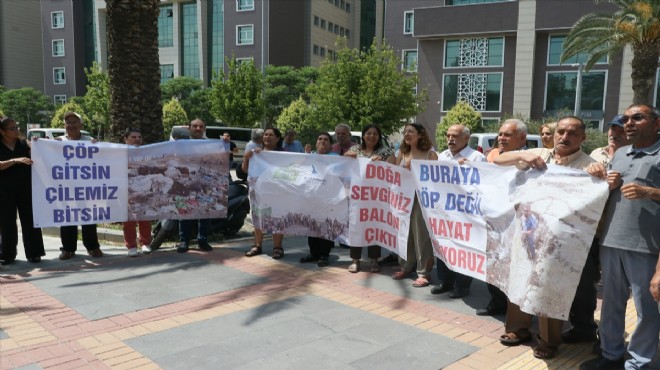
[0,230,646,369]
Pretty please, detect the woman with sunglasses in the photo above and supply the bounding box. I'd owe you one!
[0,117,45,264]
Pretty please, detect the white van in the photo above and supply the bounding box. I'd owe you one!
[27,128,91,140]
[170,126,252,166]
[468,133,542,154]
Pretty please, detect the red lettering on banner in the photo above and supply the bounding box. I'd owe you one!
[364,228,397,248]
[350,185,412,213]
[365,163,401,186]
[428,217,472,241]
[440,245,485,274]
[359,208,400,230]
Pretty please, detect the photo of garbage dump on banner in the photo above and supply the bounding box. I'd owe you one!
[127,141,230,221]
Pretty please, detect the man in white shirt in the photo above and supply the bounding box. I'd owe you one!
[432,124,486,298]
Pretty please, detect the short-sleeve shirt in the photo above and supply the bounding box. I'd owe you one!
[517,148,594,171]
[0,140,31,190]
[600,139,660,255]
[331,141,357,155]
[589,146,611,165]
[346,144,393,159]
[438,146,487,162]
[283,140,304,153]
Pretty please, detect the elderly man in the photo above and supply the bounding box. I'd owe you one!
[432,124,486,298]
[57,112,103,260]
[245,128,264,152]
[581,104,660,370]
[494,116,594,359]
[562,115,632,346]
[331,123,356,155]
[282,129,304,153]
[176,119,214,253]
[477,118,529,316]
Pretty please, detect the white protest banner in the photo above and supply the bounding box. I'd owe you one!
[248,152,413,256]
[412,160,609,319]
[348,159,413,258]
[248,151,356,244]
[32,139,128,227]
[32,140,229,227]
[126,140,229,221]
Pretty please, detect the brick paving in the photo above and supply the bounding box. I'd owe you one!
[0,234,648,370]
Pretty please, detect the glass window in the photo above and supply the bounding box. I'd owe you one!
[53,67,66,84]
[328,22,333,33]
[181,3,199,79]
[404,11,414,34]
[334,24,339,34]
[445,37,504,67]
[158,5,174,47]
[442,73,502,112]
[403,50,417,72]
[545,71,606,111]
[346,3,351,13]
[313,45,319,55]
[160,64,174,84]
[237,0,254,11]
[548,35,607,65]
[237,24,254,45]
[51,11,64,29]
[53,95,67,105]
[345,29,350,39]
[320,47,326,57]
[52,39,65,57]
[209,0,224,76]
[340,27,345,36]
[236,57,254,66]
[320,19,326,29]
[314,16,319,26]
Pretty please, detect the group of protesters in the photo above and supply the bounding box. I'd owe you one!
[1,103,659,369]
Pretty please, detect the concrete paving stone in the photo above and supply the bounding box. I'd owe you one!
[126,295,475,369]
[24,253,267,320]
[0,328,9,339]
[11,365,42,370]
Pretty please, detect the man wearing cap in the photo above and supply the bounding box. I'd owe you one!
[561,115,632,346]
[590,114,631,165]
[57,112,103,260]
[581,104,660,370]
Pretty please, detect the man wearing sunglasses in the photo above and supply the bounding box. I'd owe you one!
[581,104,660,370]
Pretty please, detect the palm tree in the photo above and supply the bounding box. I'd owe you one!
[106,0,163,143]
[562,0,660,104]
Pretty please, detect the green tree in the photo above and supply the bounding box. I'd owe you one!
[83,61,110,139]
[161,76,203,101]
[435,101,482,151]
[562,0,660,104]
[51,102,90,129]
[210,57,264,127]
[106,0,162,143]
[276,97,317,146]
[264,65,318,125]
[182,88,215,124]
[0,88,53,131]
[307,41,426,135]
[162,98,189,140]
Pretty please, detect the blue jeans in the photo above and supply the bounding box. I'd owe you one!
[179,219,210,242]
[599,246,660,369]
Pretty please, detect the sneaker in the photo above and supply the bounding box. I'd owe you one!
[197,240,213,251]
[141,245,152,254]
[176,242,189,253]
[88,248,104,258]
[59,250,75,260]
[127,248,139,257]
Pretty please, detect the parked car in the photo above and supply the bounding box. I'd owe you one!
[27,128,91,140]
[170,126,252,166]
[469,133,542,154]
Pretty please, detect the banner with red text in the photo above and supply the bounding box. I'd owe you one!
[247,152,413,258]
[31,139,229,227]
[411,160,609,320]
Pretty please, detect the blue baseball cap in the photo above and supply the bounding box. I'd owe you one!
[607,114,625,128]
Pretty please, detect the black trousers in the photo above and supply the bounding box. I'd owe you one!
[486,283,508,309]
[436,257,473,291]
[345,244,381,260]
[308,237,333,258]
[0,186,45,259]
[60,224,100,252]
[568,238,600,333]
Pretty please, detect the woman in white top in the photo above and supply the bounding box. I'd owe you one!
[392,123,438,287]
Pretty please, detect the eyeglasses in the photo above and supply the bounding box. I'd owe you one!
[618,113,655,123]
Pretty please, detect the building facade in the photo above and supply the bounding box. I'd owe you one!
[384,0,635,137]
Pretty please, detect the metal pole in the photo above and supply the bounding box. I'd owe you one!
[573,63,583,117]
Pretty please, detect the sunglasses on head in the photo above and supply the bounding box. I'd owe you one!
[618,113,654,123]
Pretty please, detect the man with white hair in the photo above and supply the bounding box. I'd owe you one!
[331,123,356,155]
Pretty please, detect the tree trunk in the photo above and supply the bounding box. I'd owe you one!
[106,0,163,144]
[630,42,660,105]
